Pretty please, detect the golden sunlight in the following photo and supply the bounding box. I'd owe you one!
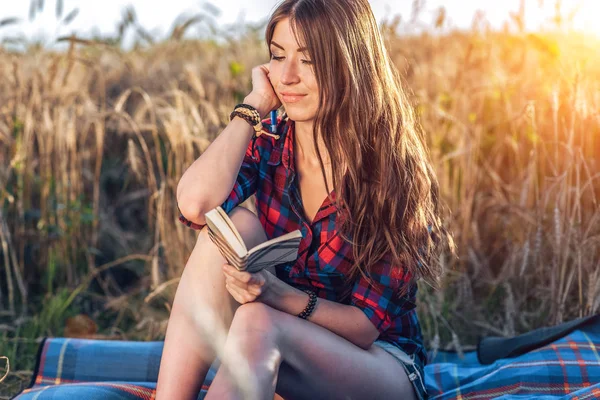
[532,0,600,37]
[571,2,600,36]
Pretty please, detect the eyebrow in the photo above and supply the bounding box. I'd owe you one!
[270,41,307,53]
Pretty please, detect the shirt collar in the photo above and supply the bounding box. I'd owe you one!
[280,120,339,224]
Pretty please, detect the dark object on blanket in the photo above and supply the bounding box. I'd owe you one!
[477,313,600,364]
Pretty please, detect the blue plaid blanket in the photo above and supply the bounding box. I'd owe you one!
[12,319,600,399]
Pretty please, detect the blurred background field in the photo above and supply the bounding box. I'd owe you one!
[1,0,599,397]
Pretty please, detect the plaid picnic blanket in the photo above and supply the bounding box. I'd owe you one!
[12,318,600,400]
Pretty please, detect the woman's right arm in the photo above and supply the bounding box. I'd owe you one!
[176,66,281,227]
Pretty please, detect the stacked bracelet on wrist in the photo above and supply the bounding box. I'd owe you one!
[230,103,280,140]
[297,289,318,320]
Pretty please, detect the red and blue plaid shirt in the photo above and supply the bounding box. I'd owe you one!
[179,118,426,367]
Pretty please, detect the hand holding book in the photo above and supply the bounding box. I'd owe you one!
[222,263,269,304]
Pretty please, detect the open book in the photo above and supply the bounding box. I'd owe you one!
[204,206,303,273]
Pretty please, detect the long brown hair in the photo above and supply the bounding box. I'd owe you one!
[266,0,455,294]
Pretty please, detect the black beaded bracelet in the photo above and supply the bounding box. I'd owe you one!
[298,290,318,320]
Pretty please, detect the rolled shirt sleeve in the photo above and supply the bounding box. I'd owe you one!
[350,253,416,334]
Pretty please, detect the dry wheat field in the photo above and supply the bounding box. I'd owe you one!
[0,4,599,397]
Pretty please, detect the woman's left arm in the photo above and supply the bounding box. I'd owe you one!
[222,264,379,350]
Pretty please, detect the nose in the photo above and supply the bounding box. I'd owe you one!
[280,59,301,85]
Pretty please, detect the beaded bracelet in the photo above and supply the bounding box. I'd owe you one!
[298,290,318,320]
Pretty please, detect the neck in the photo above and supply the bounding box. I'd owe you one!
[294,120,330,167]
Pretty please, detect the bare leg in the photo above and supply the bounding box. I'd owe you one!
[205,303,281,400]
[206,303,418,400]
[156,207,268,400]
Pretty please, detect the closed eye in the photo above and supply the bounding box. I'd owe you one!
[270,54,312,65]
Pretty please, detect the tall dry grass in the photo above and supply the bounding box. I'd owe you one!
[0,4,599,397]
[389,29,600,353]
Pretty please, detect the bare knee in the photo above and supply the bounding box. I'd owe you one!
[227,207,268,249]
[192,207,266,251]
[226,303,280,354]
[230,303,277,334]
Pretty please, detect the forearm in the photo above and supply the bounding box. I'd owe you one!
[177,95,270,226]
[261,275,378,350]
[177,117,253,225]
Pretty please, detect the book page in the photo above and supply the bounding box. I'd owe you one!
[204,207,247,259]
[207,229,247,270]
[216,207,246,248]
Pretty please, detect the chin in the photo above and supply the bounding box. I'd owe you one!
[284,108,317,123]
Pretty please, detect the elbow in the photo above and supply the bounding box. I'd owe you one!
[349,307,380,350]
[176,175,193,206]
[356,341,371,351]
[351,326,379,350]
[177,184,207,226]
[356,335,378,351]
[177,200,206,226]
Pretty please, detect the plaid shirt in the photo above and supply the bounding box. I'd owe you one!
[179,118,426,367]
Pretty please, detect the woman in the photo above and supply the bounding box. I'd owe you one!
[157,0,453,399]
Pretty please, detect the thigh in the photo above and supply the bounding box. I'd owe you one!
[268,308,416,400]
[176,206,268,326]
[157,207,268,399]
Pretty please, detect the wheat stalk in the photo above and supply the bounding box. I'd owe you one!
[0,356,9,383]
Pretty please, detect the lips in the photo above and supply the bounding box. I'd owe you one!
[280,92,307,103]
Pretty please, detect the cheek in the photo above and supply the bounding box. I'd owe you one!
[308,83,320,105]
[268,63,281,84]
[304,75,318,97]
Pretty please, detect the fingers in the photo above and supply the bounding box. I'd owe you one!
[223,264,265,286]
[248,64,280,113]
[252,64,270,79]
[225,275,263,296]
[225,279,261,304]
[222,264,264,301]
[223,264,252,283]
[225,281,250,304]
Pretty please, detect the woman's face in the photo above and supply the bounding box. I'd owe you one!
[269,18,319,123]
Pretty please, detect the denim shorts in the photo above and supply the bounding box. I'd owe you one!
[373,340,428,400]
